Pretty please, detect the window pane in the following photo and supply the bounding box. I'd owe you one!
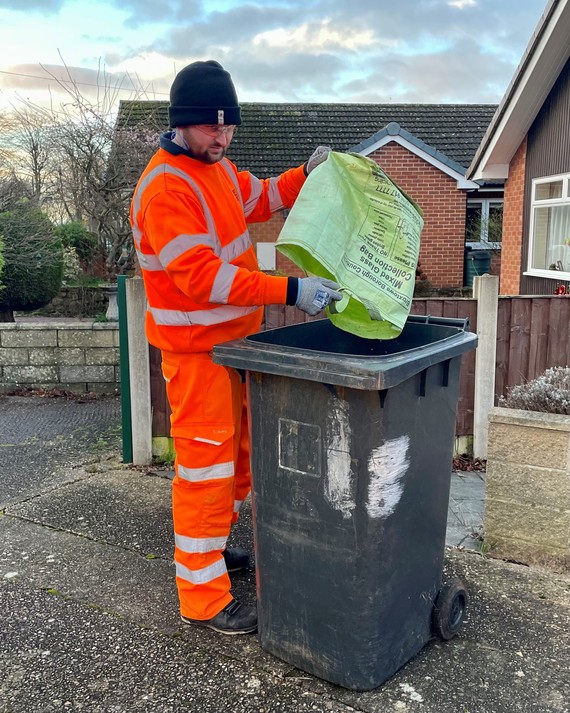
[465,203,482,241]
[488,203,503,242]
[535,180,563,200]
[531,205,570,271]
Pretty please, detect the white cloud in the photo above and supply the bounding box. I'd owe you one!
[111,53,177,82]
[253,20,378,53]
[448,0,477,7]
[0,0,549,108]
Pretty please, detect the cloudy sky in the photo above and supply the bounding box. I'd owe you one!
[0,0,550,111]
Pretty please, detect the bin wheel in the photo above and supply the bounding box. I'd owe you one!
[433,580,468,641]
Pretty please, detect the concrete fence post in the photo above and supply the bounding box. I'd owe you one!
[473,274,499,460]
[125,277,153,465]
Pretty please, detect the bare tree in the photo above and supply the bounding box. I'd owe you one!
[0,61,163,278]
[0,175,32,213]
[50,114,158,276]
[0,107,53,208]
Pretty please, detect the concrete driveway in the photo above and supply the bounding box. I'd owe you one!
[1,394,569,712]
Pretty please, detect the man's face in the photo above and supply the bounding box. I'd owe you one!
[178,124,236,164]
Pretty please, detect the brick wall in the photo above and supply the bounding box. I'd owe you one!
[0,321,120,394]
[490,249,502,279]
[369,144,467,288]
[248,145,469,288]
[500,137,527,295]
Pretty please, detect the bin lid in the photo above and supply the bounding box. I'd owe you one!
[213,315,477,390]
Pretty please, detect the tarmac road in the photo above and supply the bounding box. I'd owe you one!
[1,394,569,713]
[0,394,122,507]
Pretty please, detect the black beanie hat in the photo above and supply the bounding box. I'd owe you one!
[168,60,241,128]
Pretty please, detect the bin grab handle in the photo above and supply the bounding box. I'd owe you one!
[408,314,470,331]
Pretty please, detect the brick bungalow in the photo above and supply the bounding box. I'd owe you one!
[468,0,570,296]
[118,101,498,290]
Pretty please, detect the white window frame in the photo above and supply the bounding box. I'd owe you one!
[465,197,503,250]
[525,172,570,280]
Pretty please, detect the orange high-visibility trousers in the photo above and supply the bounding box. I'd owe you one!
[161,350,251,620]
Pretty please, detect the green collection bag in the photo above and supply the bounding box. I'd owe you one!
[276,152,424,339]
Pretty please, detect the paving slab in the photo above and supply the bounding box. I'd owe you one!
[447,471,485,550]
[6,467,175,559]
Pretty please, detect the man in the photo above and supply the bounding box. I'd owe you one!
[130,60,341,635]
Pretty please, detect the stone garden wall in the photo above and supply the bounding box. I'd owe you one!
[0,321,120,394]
[31,286,108,318]
[485,407,570,572]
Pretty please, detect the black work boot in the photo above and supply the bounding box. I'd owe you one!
[222,546,250,573]
[181,599,257,635]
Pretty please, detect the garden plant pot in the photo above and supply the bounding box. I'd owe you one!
[100,283,119,322]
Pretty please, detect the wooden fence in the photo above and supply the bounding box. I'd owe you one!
[149,295,570,439]
[410,299,477,437]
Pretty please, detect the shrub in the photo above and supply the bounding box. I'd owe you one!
[54,221,99,267]
[413,259,433,297]
[62,246,82,285]
[499,366,570,415]
[0,201,63,321]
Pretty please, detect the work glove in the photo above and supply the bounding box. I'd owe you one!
[305,146,332,175]
[296,277,342,316]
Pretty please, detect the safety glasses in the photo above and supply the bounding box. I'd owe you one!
[192,124,237,138]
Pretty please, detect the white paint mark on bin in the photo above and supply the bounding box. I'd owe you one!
[324,400,355,519]
[366,434,410,518]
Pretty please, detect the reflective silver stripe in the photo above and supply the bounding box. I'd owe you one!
[220,231,252,263]
[176,559,227,585]
[149,304,259,327]
[243,176,264,218]
[148,307,190,326]
[210,263,238,303]
[268,177,284,211]
[175,534,227,553]
[178,461,234,482]
[160,233,217,267]
[131,165,167,251]
[220,158,243,210]
[131,163,221,253]
[132,224,142,250]
[234,500,243,513]
[136,249,164,272]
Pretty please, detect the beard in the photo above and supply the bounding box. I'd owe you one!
[186,145,227,164]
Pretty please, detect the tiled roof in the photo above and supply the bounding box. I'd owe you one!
[117,101,497,178]
[351,121,469,177]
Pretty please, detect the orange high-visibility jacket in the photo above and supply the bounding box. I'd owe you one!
[130,133,306,353]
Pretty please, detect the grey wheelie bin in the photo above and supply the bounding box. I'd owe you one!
[213,314,477,691]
